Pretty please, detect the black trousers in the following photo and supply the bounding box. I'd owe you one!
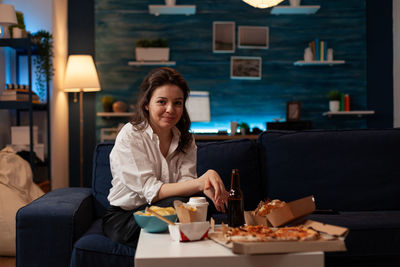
[102,196,190,248]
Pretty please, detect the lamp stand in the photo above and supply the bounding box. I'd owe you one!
[79,89,84,187]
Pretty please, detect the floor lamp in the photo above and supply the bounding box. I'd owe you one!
[64,55,101,187]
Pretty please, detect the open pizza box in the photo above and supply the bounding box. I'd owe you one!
[209,219,348,254]
[244,195,316,227]
[208,195,349,254]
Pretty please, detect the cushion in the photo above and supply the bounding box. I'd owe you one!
[197,138,264,212]
[92,143,114,217]
[309,211,400,265]
[258,129,400,211]
[70,219,135,267]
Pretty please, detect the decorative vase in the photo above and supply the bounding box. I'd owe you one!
[112,101,128,113]
[135,47,170,62]
[165,0,176,6]
[329,100,340,112]
[304,47,313,62]
[327,48,334,61]
[289,0,301,6]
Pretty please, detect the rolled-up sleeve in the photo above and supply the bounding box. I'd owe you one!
[177,138,197,182]
[110,132,163,205]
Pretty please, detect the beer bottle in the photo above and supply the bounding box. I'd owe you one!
[228,169,245,227]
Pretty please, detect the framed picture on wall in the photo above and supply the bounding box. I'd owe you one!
[213,21,235,53]
[286,101,301,121]
[230,56,262,80]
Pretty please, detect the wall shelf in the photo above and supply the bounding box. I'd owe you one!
[271,5,320,15]
[294,60,346,66]
[323,111,375,117]
[97,112,134,117]
[148,5,196,16]
[128,61,176,66]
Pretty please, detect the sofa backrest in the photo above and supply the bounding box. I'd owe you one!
[197,139,264,212]
[92,138,264,217]
[258,129,400,211]
[92,142,114,217]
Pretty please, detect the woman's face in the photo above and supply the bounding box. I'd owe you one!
[146,84,184,134]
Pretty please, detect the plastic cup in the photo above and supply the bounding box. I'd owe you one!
[186,197,209,222]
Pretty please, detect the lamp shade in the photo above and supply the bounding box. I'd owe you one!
[242,0,284,9]
[0,4,17,24]
[64,55,101,92]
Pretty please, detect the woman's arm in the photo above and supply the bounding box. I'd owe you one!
[153,169,228,212]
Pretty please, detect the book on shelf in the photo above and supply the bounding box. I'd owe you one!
[309,41,316,60]
[308,39,330,61]
[1,89,40,102]
[340,93,345,111]
[2,89,32,94]
[0,94,40,102]
[315,38,320,61]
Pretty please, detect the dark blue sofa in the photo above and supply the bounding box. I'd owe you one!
[16,129,400,267]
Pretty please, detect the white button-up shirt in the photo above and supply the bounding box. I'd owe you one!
[107,123,197,210]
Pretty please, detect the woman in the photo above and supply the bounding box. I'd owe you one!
[103,67,228,247]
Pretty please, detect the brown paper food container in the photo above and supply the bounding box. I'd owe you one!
[173,200,198,223]
[245,195,316,227]
[209,220,349,255]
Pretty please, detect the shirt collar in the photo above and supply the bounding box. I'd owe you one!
[144,123,181,153]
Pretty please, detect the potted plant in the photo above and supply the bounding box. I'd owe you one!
[135,38,169,62]
[9,11,26,38]
[32,30,54,102]
[101,96,114,112]
[328,90,341,112]
[238,122,250,135]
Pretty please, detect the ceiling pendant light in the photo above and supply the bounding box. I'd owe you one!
[242,0,285,9]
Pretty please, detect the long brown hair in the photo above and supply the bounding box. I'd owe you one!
[131,67,192,152]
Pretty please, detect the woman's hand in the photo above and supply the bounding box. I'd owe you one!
[198,169,229,212]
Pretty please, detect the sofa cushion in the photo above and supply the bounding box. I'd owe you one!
[258,129,400,211]
[70,219,135,267]
[197,138,264,212]
[92,143,115,217]
[308,211,400,261]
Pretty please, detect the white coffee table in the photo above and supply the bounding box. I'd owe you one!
[135,229,324,267]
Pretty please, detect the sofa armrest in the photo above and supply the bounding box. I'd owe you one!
[16,188,95,267]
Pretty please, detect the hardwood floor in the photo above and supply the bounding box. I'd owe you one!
[0,257,15,267]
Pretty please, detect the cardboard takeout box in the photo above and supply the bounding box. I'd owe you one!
[208,220,348,254]
[174,200,198,223]
[168,222,210,242]
[244,195,316,227]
